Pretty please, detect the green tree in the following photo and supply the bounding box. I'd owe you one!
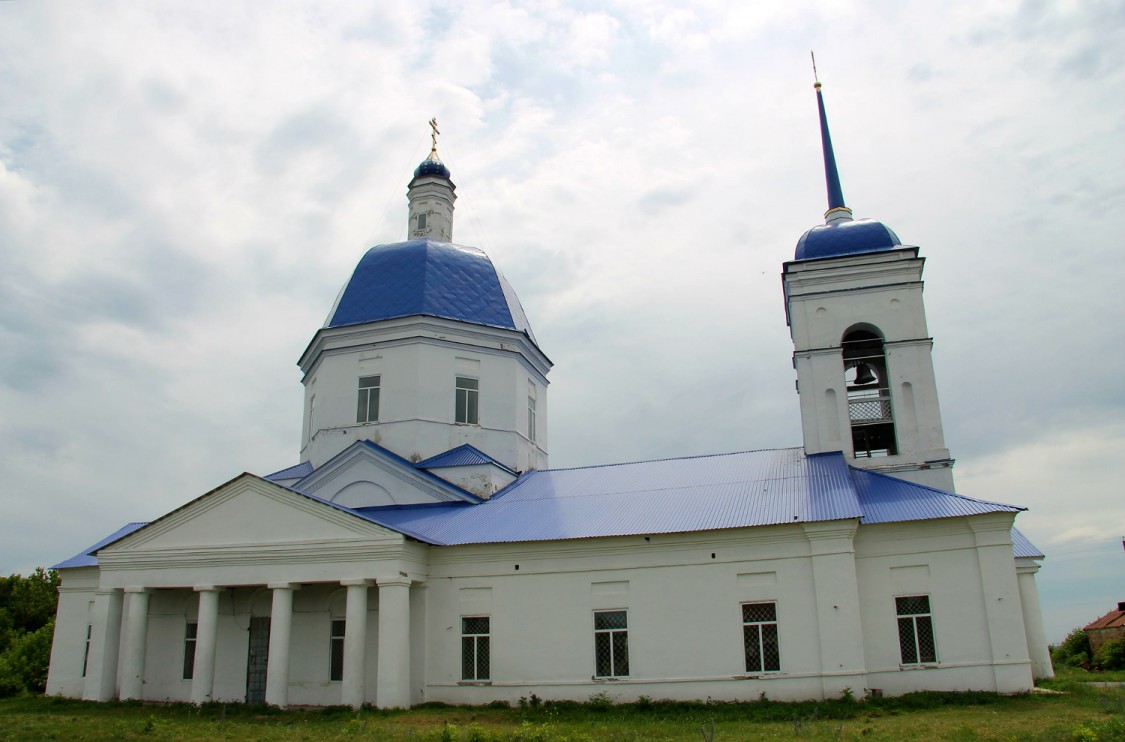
[1051,627,1091,668]
[1095,637,1125,671]
[0,568,60,696]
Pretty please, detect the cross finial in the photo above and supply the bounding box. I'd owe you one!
[811,51,821,89]
[429,117,440,154]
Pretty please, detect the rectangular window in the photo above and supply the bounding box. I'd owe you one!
[357,375,380,423]
[417,213,428,230]
[183,622,198,680]
[461,616,490,681]
[330,619,346,682]
[896,595,937,664]
[593,610,629,678]
[527,395,536,443]
[455,377,479,424]
[742,602,780,673]
[81,624,92,677]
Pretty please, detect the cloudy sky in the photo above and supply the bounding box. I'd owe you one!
[1,1,1122,643]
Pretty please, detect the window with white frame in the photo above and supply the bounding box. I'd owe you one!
[593,610,629,678]
[896,595,936,664]
[330,619,346,682]
[357,376,380,423]
[455,376,479,424]
[527,394,536,443]
[461,616,490,681]
[182,622,197,680]
[742,602,780,673]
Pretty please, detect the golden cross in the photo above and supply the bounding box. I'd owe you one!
[429,117,440,152]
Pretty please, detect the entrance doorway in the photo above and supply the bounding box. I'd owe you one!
[246,617,270,703]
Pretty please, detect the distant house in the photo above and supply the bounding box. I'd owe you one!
[1084,602,1125,654]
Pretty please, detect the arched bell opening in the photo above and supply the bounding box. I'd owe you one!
[842,327,897,458]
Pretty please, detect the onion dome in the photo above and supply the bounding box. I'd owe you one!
[794,79,901,261]
[413,152,451,180]
[325,238,538,344]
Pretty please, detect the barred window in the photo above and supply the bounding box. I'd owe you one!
[461,616,490,681]
[330,619,346,682]
[456,377,479,424]
[182,622,198,680]
[594,610,629,678]
[896,595,937,664]
[357,376,381,423]
[742,602,780,673]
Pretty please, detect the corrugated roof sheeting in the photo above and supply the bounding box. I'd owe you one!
[851,467,1023,524]
[359,449,864,545]
[1011,527,1044,558]
[417,444,513,472]
[265,461,314,481]
[53,522,148,569]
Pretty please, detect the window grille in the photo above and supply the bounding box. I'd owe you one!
[182,622,198,680]
[896,595,937,664]
[742,602,780,673]
[330,619,346,682]
[461,616,490,681]
[456,377,479,424]
[594,610,629,678]
[356,376,381,423]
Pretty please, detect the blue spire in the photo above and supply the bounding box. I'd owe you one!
[815,81,846,212]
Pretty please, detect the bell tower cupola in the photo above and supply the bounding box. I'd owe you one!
[407,117,456,241]
[782,71,955,491]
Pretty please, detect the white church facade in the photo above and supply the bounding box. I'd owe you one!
[45,92,1052,709]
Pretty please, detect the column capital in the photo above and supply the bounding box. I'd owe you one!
[124,586,150,594]
[376,577,412,588]
[194,585,222,593]
[341,579,374,588]
[267,582,301,591]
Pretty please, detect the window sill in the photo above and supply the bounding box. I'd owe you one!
[898,663,940,670]
[592,676,627,682]
[735,672,783,679]
[458,681,492,686]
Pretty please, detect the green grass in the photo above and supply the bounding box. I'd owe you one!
[1049,666,1125,684]
[1,685,1123,741]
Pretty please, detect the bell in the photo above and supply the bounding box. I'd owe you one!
[852,363,877,386]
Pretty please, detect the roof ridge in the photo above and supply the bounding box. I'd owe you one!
[538,446,805,473]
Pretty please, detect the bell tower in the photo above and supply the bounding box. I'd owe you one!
[782,78,955,491]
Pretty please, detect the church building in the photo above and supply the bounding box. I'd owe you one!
[45,89,1052,708]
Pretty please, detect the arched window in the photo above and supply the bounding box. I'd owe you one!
[842,328,897,458]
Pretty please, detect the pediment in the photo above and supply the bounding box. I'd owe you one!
[103,474,403,554]
[296,441,478,508]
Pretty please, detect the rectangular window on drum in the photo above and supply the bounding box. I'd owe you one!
[455,377,479,425]
[357,376,380,423]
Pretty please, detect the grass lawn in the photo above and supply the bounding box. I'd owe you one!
[1,681,1122,741]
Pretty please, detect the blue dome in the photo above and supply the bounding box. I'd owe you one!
[794,219,901,261]
[413,157,451,180]
[326,239,537,344]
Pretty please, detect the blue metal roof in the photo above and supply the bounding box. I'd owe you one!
[1011,527,1044,559]
[794,219,901,261]
[417,444,515,473]
[413,156,451,180]
[353,449,864,545]
[265,461,314,481]
[325,239,538,344]
[850,467,1023,523]
[53,522,148,569]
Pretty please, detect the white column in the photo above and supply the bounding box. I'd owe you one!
[376,578,411,709]
[1017,562,1054,680]
[191,587,221,704]
[265,583,298,708]
[970,516,1034,692]
[341,580,373,709]
[83,588,124,701]
[802,522,867,699]
[119,587,151,700]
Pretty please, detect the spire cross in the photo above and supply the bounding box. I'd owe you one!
[429,117,440,154]
[811,50,820,85]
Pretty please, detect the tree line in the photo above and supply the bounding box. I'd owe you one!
[0,568,59,696]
